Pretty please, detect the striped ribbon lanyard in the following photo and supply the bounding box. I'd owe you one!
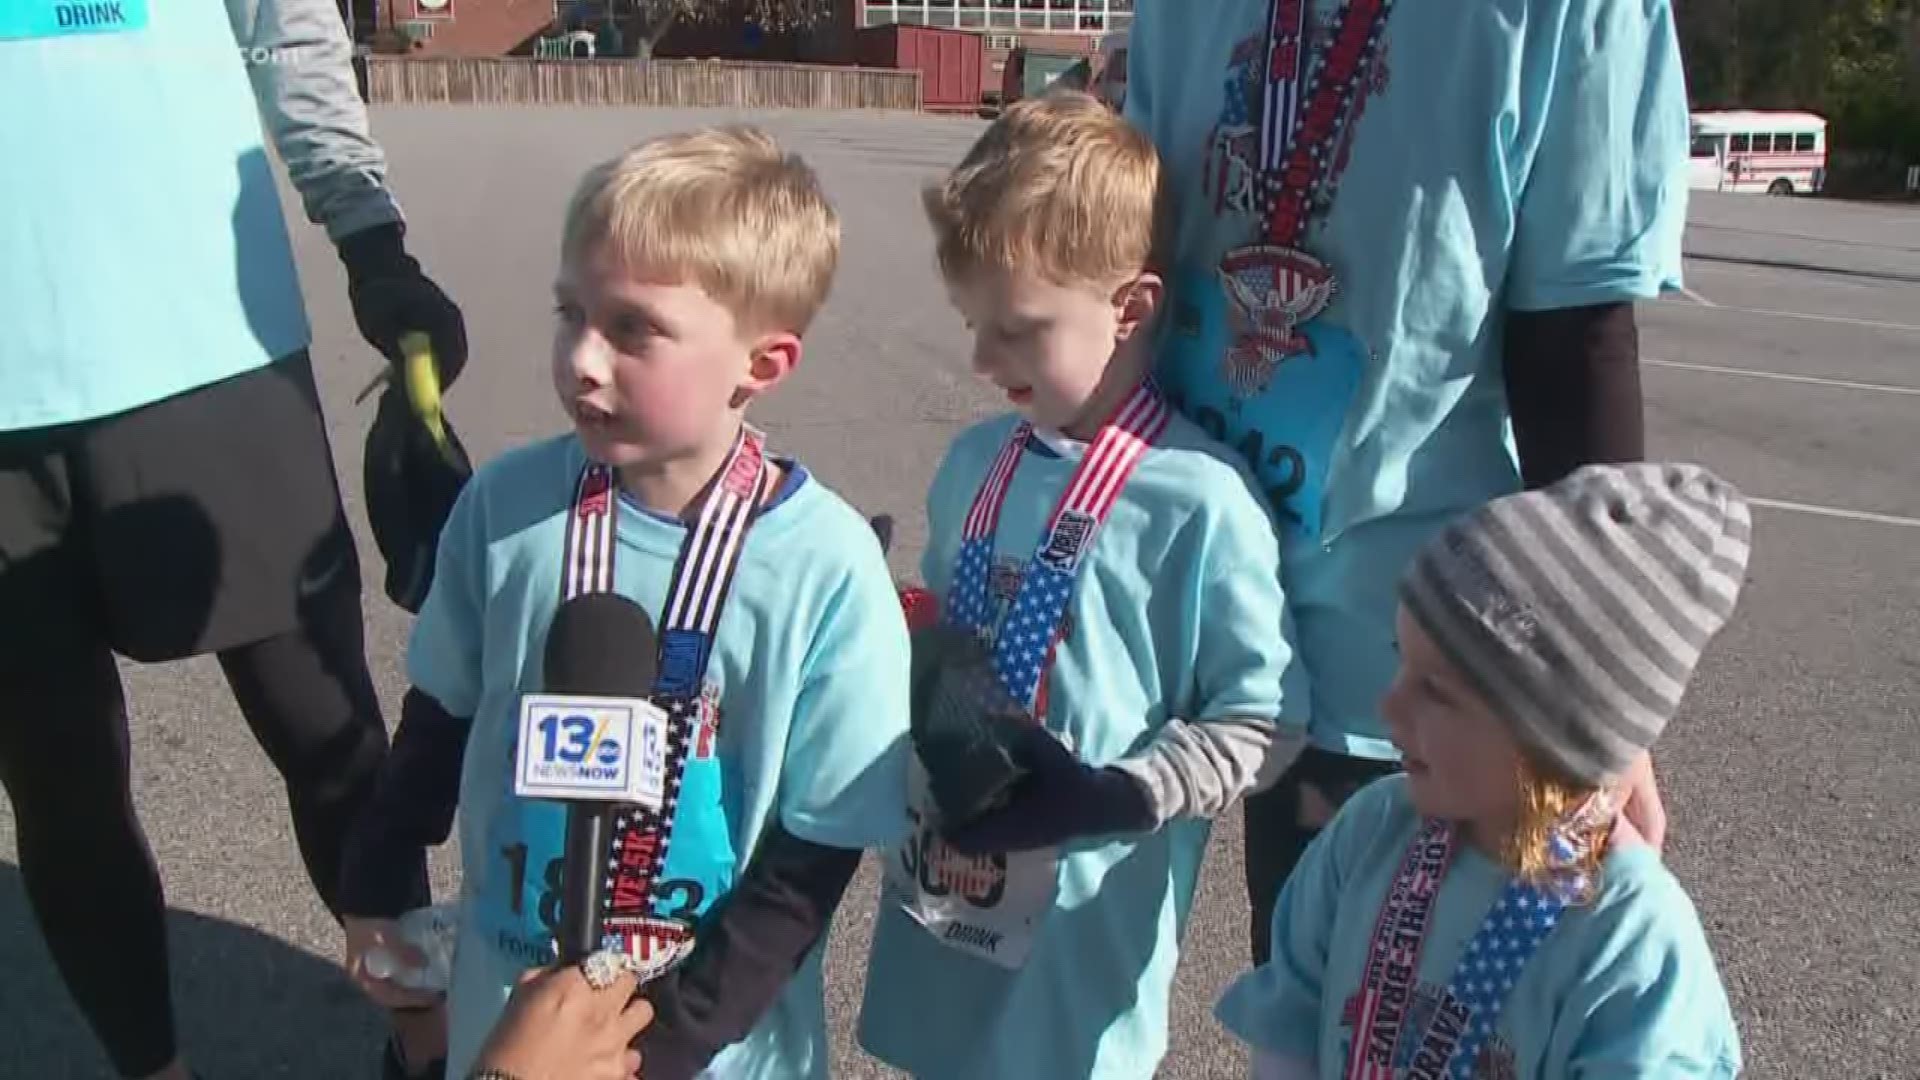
[1344,820,1456,1080]
[1258,0,1396,248]
[946,384,1170,714]
[1344,820,1574,1080]
[558,425,772,966]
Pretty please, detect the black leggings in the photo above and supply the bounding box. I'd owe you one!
[1242,747,1402,966]
[0,575,419,1076]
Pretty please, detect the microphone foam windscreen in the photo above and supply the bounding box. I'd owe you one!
[543,592,660,698]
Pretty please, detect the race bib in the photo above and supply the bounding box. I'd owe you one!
[479,787,570,971]
[888,757,1057,970]
[0,0,148,40]
[1159,262,1365,539]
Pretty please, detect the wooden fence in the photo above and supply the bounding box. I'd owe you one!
[367,57,922,112]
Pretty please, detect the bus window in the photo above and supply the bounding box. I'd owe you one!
[1691,135,1721,159]
[1772,134,1792,152]
[1731,133,1752,152]
[1796,132,1817,152]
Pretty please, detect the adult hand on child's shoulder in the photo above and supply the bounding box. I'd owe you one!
[1616,751,1667,855]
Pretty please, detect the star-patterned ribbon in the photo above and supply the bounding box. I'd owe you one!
[1426,880,1568,1079]
[947,383,1169,712]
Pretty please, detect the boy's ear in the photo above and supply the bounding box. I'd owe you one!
[734,331,802,408]
[1113,271,1164,342]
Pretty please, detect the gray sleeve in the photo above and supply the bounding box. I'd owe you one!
[224,0,402,241]
[1110,715,1306,827]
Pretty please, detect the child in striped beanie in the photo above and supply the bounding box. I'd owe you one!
[1215,462,1751,1079]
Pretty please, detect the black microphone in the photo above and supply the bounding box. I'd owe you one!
[541,592,660,963]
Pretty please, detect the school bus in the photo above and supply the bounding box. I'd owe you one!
[1689,111,1829,196]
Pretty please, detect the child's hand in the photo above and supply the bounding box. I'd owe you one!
[344,916,443,1011]
[940,725,1155,854]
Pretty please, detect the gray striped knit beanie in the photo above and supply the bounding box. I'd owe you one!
[1400,463,1753,786]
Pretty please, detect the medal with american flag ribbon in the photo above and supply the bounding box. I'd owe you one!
[558,424,773,981]
[947,383,1170,713]
[1342,818,1454,1080]
[1219,0,1396,401]
[1404,801,1605,1078]
[1342,817,1584,1079]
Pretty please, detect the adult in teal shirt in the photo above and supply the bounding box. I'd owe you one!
[1123,0,1689,964]
[0,3,464,1078]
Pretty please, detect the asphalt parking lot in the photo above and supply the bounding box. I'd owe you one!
[2,107,1915,1078]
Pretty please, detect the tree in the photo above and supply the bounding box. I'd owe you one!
[1676,0,1920,165]
[613,0,839,61]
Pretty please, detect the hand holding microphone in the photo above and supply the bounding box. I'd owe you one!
[472,962,654,1080]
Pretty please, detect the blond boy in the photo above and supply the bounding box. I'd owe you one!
[856,92,1308,1079]
[338,127,911,1080]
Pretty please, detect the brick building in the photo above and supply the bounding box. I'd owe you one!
[857,0,1131,94]
[343,0,1131,105]
[354,0,567,57]
[656,1,1129,99]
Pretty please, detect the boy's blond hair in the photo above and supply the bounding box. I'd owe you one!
[924,90,1165,289]
[562,125,840,335]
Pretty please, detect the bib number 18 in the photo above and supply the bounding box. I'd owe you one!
[499,843,706,934]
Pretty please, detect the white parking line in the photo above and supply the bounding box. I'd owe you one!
[1644,357,1920,396]
[1678,285,1719,308]
[1656,297,1920,335]
[1750,497,1920,529]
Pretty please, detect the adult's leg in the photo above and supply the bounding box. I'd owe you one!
[1242,749,1401,965]
[1242,514,1446,964]
[0,434,180,1077]
[216,553,444,1078]
[83,350,428,918]
[217,549,399,917]
[80,352,435,1071]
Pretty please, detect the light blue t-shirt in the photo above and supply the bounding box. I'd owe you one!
[1216,776,1741,1078]
[408,433,911,1080]
[1,0,310,430]
[1125,0,1689,757]
[859,413,1304,1079]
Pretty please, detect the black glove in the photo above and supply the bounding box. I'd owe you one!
[909,625,1034,826]
[362,379,472,613]
[940,723,1155,856]
[338,221,468,387]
